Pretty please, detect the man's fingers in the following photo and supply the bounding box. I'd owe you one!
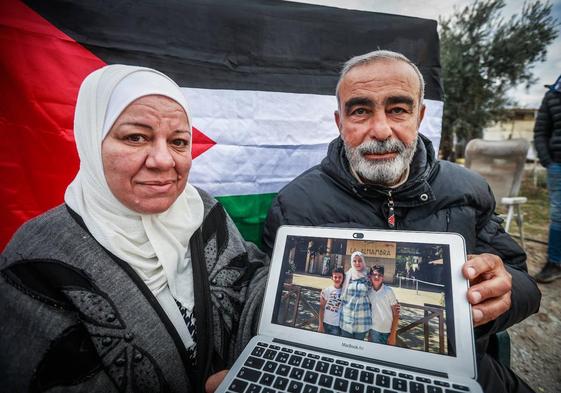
[472,292,512,326]
[468,272,512,304]
[463,253,512,326]
[463,253,501,281]
[205,370,229,393]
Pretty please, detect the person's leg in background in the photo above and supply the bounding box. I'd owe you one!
[323,323,341,336]
[352,331,368,341]
[370,330,390,344]
[536,162,561,283]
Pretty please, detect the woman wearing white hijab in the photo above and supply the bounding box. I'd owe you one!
[1,65,268,392]
[339,251,372,340]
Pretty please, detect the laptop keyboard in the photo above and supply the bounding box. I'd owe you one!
[226,342,471,393]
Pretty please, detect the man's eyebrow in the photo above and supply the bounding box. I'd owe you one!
[385,95,415,108]
[344,97,374,112]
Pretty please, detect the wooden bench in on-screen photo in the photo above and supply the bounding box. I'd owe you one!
[278,283,320,327]
[396,303,446,354]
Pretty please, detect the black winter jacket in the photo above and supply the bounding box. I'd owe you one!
[533,89,561,167]
[263,135,540,393]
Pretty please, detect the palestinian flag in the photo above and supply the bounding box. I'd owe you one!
[0,0,443,250]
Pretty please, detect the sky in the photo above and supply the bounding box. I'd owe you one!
[289,0,561,108]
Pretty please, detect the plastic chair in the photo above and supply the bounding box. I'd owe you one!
[464,138,530,247]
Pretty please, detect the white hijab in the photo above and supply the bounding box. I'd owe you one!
[65,65,204,320]
[343,251,369,290]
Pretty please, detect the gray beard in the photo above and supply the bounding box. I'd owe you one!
[344,136,417,186]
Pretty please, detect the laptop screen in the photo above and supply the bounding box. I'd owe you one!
[270,233,457,358]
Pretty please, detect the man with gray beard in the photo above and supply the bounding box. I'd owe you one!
[344,136,417,186]
[263,50,540,393]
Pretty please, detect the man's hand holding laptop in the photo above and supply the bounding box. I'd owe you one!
[463,253,513,327]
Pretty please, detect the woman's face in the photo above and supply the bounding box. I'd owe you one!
[352,255,364,270]
[102,95,191,214]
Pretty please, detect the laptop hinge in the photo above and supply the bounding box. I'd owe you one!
[273,338,449,379]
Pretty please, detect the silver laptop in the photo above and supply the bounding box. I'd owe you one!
[217,226,482,393]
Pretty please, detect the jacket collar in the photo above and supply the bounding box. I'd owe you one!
[321,134,438,207]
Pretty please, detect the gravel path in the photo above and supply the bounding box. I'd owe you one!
[509,241,561,393]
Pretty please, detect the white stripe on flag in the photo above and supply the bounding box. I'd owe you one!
[183,87,442,196]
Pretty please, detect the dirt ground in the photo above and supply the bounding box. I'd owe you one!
[509,240,561,393]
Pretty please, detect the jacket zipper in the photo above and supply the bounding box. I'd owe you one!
[387,191,396,229]
[190,228,214,390]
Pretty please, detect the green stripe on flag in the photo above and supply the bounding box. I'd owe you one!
[216,193,277,248]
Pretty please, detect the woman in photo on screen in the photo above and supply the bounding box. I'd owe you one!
[339,251,372,340]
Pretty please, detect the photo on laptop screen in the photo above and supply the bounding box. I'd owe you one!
[271,235,456,357]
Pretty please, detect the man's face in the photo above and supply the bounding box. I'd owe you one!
[334,59,425,186]
[332,272,344,288]
[370,271,384,290]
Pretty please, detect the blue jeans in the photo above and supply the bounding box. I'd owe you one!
[323,323,341,336]
[547,163,561,264]
[370,330,390,344]
[341,330,368,340]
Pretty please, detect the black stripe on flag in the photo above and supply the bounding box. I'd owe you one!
[24,0,442,100]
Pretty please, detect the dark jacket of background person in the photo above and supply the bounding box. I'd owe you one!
[263,135,540,393]
[534,87,561,167]
[0,189,268,393]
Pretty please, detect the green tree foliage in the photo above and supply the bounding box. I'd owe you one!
[439,0,558,159]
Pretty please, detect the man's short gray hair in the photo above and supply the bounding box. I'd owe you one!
[335,50,425,107]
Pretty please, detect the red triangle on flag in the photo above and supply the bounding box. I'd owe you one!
[0,0,105,250]
[192,126,216,159]
[0,0,217,250]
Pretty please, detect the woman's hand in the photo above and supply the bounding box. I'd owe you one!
[205,370,229,393]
